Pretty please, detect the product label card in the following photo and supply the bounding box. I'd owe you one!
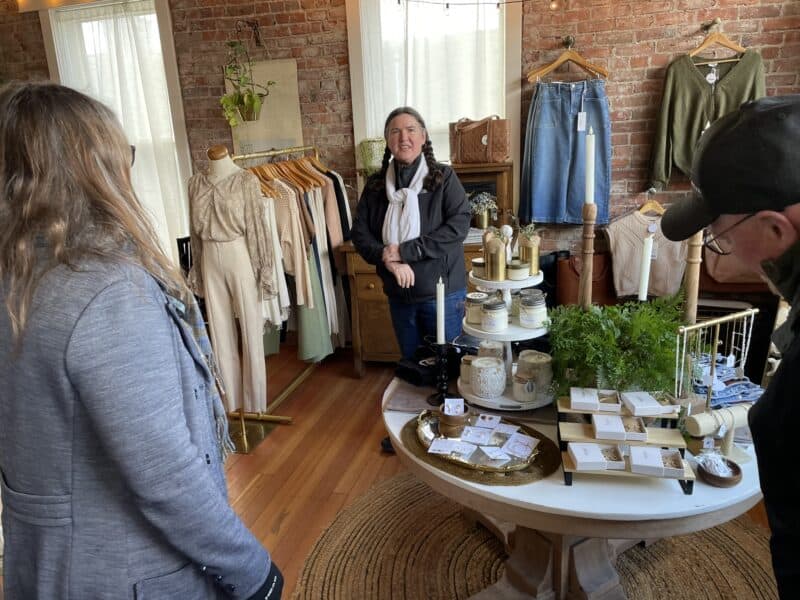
[444,397,465,416]
[475,413,502,429]
[492,423,520,436]
[577,111,587,131]
[481,446,511,461]
[460,426,493,445]
[453,441,477,458]
[502,432,540,458]
[428,438,457,455]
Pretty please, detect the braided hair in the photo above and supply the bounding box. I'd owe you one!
[366,106,445,192]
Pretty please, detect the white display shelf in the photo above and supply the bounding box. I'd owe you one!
[469,270,543,290]
[463,318,548,342]
[469,270,544,310]
[457,377,553,412]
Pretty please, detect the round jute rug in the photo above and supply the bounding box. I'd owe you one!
[294,473,777,600]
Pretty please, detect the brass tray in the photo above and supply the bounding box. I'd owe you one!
[416,410,540,473]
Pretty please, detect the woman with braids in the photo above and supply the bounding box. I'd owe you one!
[352,107,470,450]
[0,82,282,599]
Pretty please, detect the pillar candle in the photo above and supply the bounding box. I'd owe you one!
[638,234,654,301]
[436,276,445,344]
[585,126,595,205]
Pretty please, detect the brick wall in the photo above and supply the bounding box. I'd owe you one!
[0,0,798,234]
[522,0,800,250]
[0,0,48,81]
[169,0,355,184]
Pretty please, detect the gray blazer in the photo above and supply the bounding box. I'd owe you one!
[0,260,270,599]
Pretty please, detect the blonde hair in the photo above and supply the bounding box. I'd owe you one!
[0,81,190,340]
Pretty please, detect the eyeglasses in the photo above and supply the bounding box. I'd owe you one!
[130,145,136,167]
[703,213,756,255]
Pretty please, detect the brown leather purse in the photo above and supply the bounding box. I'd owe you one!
[556,253,618,306]
[449,116,510,164]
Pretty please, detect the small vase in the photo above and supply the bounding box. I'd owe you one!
[238,104,262,122]
[472,209,490,229]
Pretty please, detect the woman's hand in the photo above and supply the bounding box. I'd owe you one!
[386,262,415,288]
[382,244,401,263]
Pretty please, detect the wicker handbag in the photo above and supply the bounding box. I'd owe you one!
[449,115,510,164]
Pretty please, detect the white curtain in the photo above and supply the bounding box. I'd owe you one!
[51,0,188,255]
[360,0,505,157]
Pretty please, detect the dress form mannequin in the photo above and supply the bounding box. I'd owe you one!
[206,145,241,184]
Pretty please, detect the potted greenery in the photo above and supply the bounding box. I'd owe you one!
[220,40,276,127]
[468,191,498,229]
[547,294,683,395]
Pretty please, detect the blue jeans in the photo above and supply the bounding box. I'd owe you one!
[388,289,467,361]
[520,79,611,225]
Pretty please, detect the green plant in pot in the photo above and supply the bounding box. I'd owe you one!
[220,40,275,127]
[548,294,683,395]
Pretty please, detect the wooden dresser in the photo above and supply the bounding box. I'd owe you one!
[341,243,482,376]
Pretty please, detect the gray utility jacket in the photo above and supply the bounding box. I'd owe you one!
[0,260,269,599]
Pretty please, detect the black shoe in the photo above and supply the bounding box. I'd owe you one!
[380,436,395,454]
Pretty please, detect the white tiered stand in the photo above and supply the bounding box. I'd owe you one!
[458,270,551,412]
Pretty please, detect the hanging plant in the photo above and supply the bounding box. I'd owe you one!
[220,40,276,127]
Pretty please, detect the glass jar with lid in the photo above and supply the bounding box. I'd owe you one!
[519,290,547,329]
[465,292,489,325]
[481,299,508,332]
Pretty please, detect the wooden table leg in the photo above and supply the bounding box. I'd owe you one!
[469,526,556,600]
[568,538,626,600]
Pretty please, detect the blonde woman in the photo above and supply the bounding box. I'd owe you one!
[0,82,282,599]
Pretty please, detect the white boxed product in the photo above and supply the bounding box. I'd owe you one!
[597,390,622,413]
[596,444,626,470]
[592,414,627,441]
[621,416,648,442]
[661,449,685,478]
[629,446,665,477]
[568,442,606,471]
[620,391,671,416]
[570,387,599,411]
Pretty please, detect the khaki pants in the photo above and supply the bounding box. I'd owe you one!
[201,238,266,413]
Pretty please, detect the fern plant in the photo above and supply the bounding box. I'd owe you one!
[548,294,683,394]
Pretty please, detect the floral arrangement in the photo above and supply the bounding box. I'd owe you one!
[468,191,498,218]
[519,223,537,240]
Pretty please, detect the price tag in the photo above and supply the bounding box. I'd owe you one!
[716,423,728,439]
[702,436,715,449]
[726,354,736,368]
[706,71,717,85]
[577,111,587,132]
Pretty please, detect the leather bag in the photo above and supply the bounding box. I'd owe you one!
[556,253,618,306]
[449,115,510,164]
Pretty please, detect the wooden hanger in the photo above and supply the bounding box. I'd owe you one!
[527,46,609,83]
[639,198,665,216]
[688,31,745,64]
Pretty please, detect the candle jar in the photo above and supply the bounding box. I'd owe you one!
[465,292,489,325]
[507,259,530,281]
[513,374,537,404]
[478,339,504,360]
[471,257,486,279]
[470,357,506,399]
[481,299,508,333]
[460,354,477,383]
[485,238,507,281]
[517,350,553,390]
[519,291,548,329]
[519,233,541,275]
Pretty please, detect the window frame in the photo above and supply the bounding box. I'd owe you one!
[344,0,522,211]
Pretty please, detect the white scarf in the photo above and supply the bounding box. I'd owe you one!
[382,158,428,245]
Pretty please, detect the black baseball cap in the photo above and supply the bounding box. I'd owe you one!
[661,95,800,241]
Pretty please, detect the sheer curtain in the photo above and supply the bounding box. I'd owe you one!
[360,1,505,157]
[50,0,188,255]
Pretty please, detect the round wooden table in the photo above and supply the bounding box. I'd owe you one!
[382,378,763,600]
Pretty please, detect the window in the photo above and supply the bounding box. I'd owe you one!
[41,0,191,258]
[346,0,521,206]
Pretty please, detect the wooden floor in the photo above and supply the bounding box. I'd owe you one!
[225,348,406,596]
[230,347,770,598]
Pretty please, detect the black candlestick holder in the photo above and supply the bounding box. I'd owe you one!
[426,342,451,406]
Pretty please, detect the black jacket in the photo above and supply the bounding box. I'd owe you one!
[351,164,470,303]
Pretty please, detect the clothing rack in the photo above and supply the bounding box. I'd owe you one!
[226,144,323,450]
